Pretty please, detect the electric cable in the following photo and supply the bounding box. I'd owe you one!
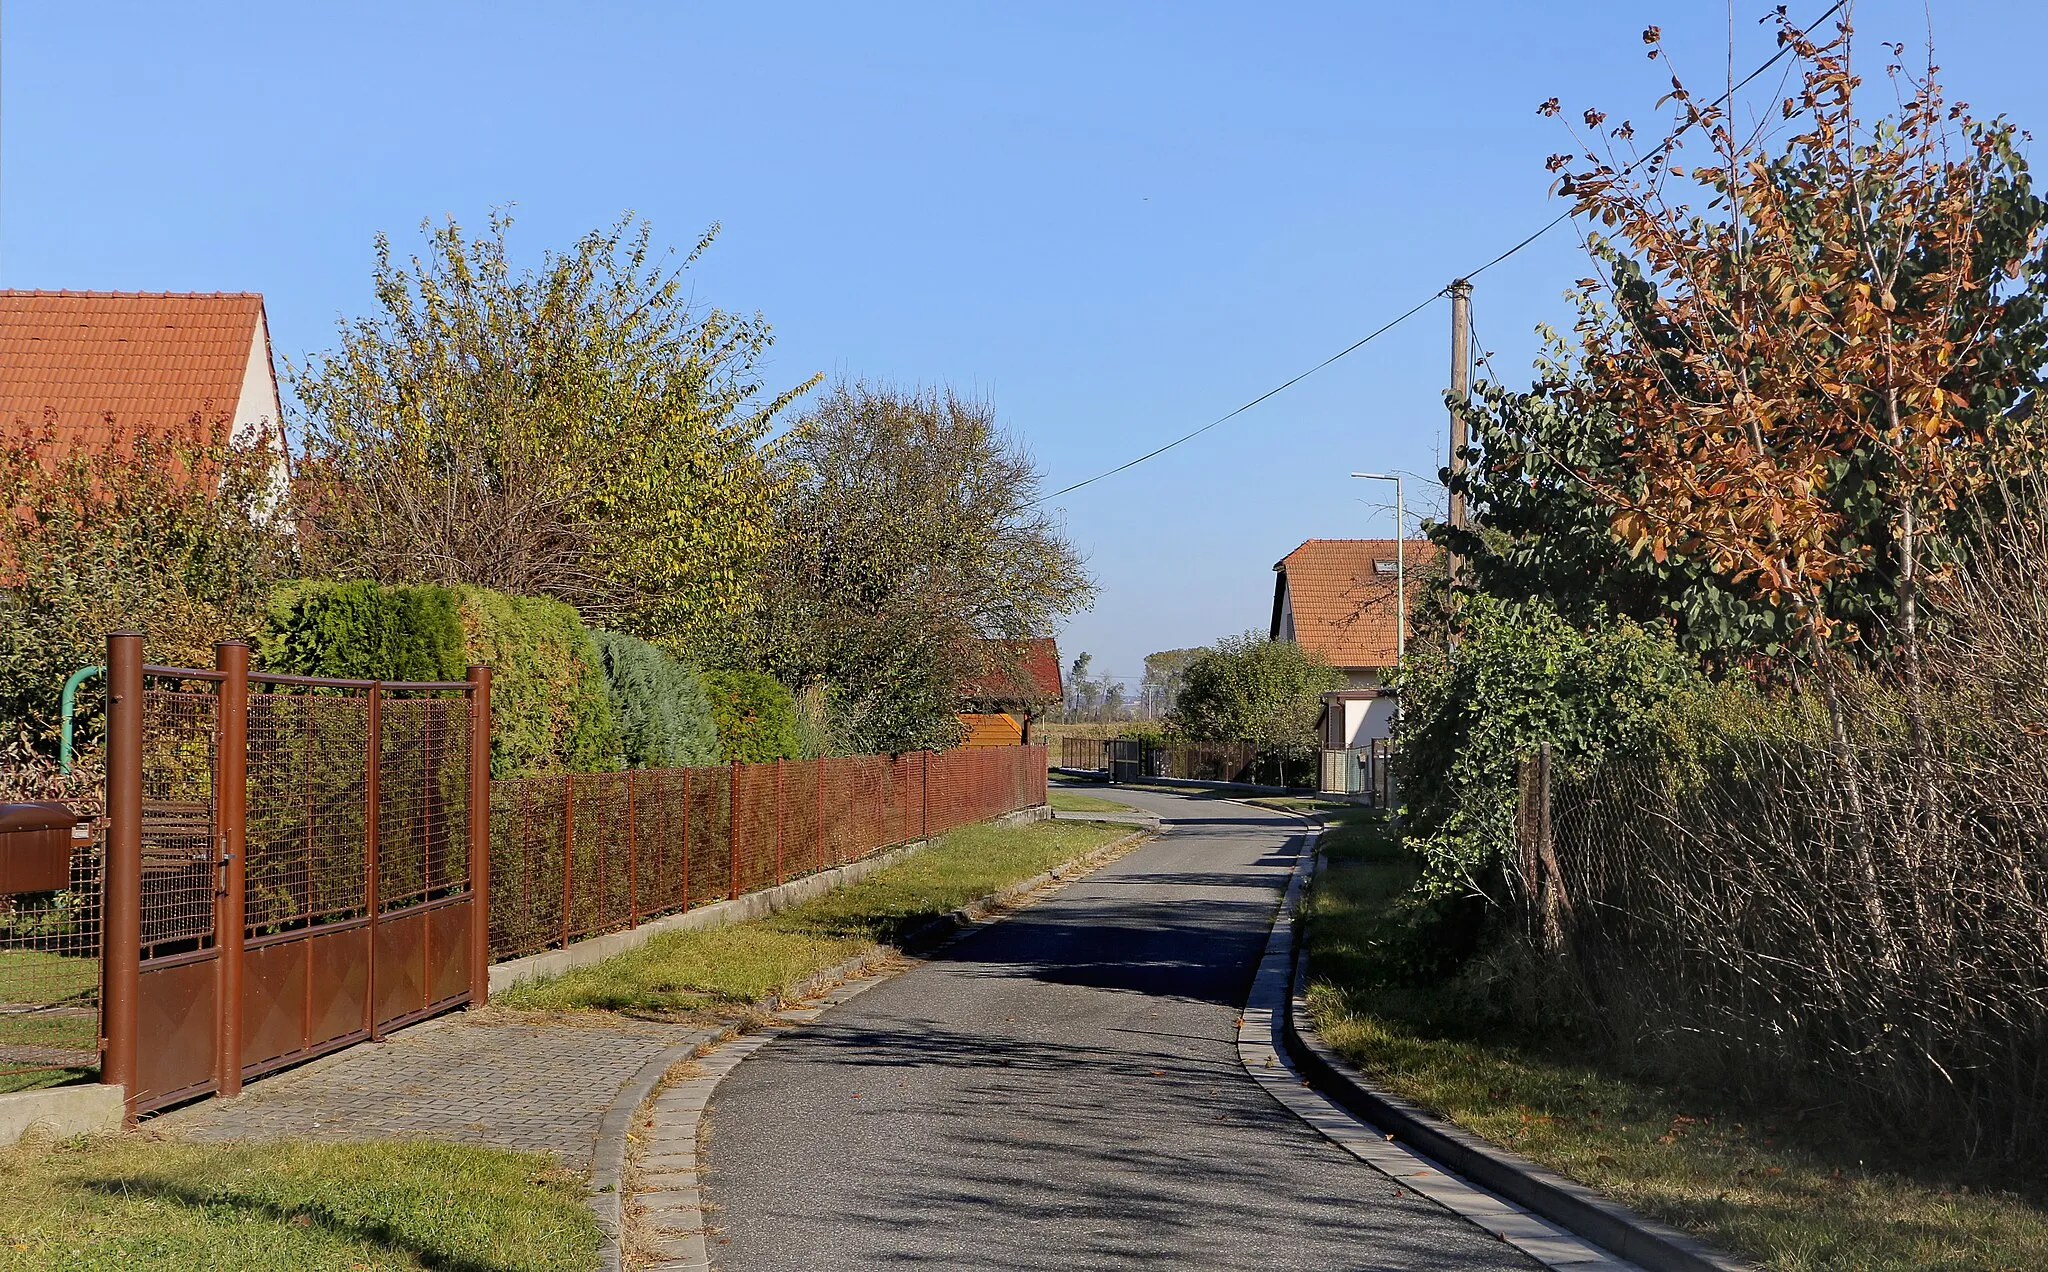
[1034,0,1845,505]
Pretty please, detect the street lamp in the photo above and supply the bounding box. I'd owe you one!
[1349,471,1404,666]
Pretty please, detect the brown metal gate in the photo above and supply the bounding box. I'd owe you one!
[99,633,491,1118]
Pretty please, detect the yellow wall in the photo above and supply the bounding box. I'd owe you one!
[957,713,1024,748]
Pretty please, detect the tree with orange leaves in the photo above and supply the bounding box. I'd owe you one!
[1537,10,2048,674]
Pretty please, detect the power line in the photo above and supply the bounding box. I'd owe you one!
[1033,289,1444,503]
[1035,0,1845,506]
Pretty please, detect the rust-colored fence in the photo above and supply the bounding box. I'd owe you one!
[489,744,1047,961]
[62,629,1043,1119]
[1055,736,1311,788]
[0,808,101,1088]
[103,634,489,1117]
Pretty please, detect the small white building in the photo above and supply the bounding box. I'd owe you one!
[1269,537,1434,795]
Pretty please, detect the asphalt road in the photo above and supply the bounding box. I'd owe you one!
[702,785,1537,1271]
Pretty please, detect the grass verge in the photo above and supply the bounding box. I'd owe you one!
[1302,810,2048,1272]
[1048,789,1140,814]
[499,817,1134,1016]
[0,1137,599,1271]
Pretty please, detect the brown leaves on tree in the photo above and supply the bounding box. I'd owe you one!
[1543,12,2043,647]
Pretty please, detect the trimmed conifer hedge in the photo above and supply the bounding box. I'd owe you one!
[591,629,717,768]
[701,668,802,763]
[258,580,620,778]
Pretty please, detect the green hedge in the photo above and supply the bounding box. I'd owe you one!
[592,630,717,768]
[259,581,465,682]
[452,588,618,777]
[258,580,620,778]
[701,669,801,763]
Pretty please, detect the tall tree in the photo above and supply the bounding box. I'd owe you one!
[1524,14,2048,668]
[757,383,1094,754]
[1168,633,1342,752]
[292,212,815,658]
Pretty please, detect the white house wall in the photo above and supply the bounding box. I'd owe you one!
[1341,697,1397,747]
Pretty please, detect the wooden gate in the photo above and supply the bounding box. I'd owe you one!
[99,634,491,1118]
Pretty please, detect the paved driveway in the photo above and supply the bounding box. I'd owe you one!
[703,785,1536,1271]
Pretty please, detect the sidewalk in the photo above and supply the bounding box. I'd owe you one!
[155,1009,708,1173]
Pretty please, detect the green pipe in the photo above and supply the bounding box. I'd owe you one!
[60,665,102,775]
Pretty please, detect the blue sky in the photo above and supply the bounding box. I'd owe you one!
[6,1,2045,689]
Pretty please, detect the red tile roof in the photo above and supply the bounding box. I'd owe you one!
[1270,539,1438,670]
[0,291,271,450]
[960,638,1063,707]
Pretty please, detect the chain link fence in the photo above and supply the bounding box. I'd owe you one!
[1517,731,2048,1163]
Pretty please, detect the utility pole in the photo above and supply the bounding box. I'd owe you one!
[1449,278,1466,532]
[1447,279,1473,545]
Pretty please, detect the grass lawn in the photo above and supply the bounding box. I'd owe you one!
[0,1067,93,1096]
[0,950,99,1007]
[1242,795,1355,816]
[500,817,1135,1017]
[1048,788,1140,814]
[0,1138,599,1271]
[1303,811,2048,1272]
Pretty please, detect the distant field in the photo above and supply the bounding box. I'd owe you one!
[1037,721,1146,745]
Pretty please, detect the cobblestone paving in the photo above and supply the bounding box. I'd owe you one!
[154,1011,707,1171]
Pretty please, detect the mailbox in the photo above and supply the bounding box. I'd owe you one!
[0,802,80,895]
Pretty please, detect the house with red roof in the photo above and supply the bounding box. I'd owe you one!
[0,290,290,480]
[1269,538,1435,754]
[957,637,1062,748]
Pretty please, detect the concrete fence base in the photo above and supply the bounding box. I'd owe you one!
[0,1083,125,1147]
[488,803,1052,995]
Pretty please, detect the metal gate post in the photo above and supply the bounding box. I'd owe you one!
[466,666,492,1004]
[365,684,383,1040]
[102,632,143,1122]
[213,641,250,1096]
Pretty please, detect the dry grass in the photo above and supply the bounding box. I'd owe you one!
[1303,810,2048,1272]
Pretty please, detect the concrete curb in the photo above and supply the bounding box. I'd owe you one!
[491,805,1052,994]
[1237,826,1627,1270]
[1276,827,1757,1272]
[588,1026,722,1272]
[593,821,1156,1272]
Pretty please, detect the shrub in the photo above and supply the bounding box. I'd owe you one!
[1168,632,1344,753]
[0,415,289,747]
[258,580,620,778]
[1396,593,1702,899]
[700,669,801,763]
[591,630,717,769]
[259,580,465,682]
[453,588,619,777]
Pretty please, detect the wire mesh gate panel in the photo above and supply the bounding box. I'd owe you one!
[488,745,1048,962]
[0,804,103,1086]
[103,636,489,1117]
